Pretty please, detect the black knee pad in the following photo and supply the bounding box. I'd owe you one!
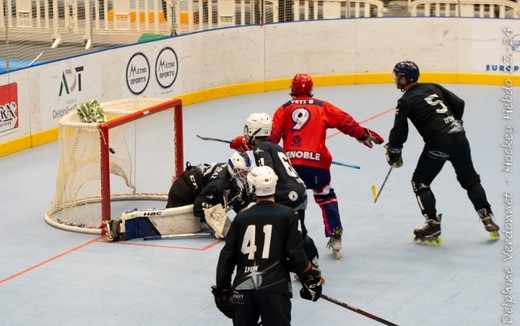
[459,174,481,191]
[412,181,437,218]
[412,181,430,194]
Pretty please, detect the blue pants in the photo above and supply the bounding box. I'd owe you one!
[293,165,342,237]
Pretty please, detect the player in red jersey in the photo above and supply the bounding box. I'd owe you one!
[232,73,384,258]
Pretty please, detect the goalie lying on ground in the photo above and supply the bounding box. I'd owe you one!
[104,152,254,241]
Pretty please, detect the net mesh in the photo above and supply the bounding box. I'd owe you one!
[45,98,180,234]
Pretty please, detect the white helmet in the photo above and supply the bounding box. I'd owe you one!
[247,165,278,197]
[227,152,252,185]
[244,113,272,142]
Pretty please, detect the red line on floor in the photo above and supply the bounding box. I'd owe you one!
[106,238,223,250]
[1,236,222,284]
[327,106,395,139]
[0,235,104,284]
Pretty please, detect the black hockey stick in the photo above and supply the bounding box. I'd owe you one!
[372,166,393,203]
[196,134,361,169]
[321,294,399,326]
[143,231,214,240]
[196,134,231,144]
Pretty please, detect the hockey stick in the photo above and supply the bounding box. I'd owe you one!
[372,166,393,203]
[331,161,360,169]
[143,232,214,240]
[196,134,231,144]
[196,135,360,169]
[321,294,399,326]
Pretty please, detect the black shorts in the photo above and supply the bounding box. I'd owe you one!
[233,291,291,326]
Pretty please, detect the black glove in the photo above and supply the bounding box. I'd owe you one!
[298,266,322,302]
[211,286,234,318]
[385,144,403,168]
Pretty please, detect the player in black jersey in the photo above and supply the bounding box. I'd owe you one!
[386,61,499,242]
[244,112,320,266]
[214,166,322,325]
[167,152,253,222]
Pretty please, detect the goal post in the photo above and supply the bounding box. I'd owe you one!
[45,98,184,234]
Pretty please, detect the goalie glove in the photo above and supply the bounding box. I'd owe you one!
[298,265,322,302]
[211,286,234,319]
[204,204,231,239]
[358,128,384,149]
[230,135,253,153]
[385,144,403,168]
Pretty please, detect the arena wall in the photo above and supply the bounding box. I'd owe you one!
[0,17,518,156]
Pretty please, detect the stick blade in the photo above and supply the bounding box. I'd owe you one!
[144,232,214,240]
[371,185,377,202]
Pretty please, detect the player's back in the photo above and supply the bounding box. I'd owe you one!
[398,83,460,142]
[230,201,308,295]
[275,98,329,154]
[254,140,307,208]
[273,97,352,168]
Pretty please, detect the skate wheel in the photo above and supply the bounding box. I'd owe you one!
[414,236,442,246]
[333,249,341,259]
[429,237,442,246]
[489,231,500,241]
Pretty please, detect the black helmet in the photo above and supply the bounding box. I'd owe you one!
[393,61,420,83]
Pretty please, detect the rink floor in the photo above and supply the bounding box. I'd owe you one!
[0,83,517,326]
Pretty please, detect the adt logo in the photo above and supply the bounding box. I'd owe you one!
[59,66,84,96]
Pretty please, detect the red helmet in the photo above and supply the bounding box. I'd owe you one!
[290,73,313,97]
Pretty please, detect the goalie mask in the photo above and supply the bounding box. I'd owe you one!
[244,113,272,144]
[227,152,252,189]
[246,165,278,199]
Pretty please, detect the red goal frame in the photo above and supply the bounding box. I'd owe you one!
[97,98,184,227]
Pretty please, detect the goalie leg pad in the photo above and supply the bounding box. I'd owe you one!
[123,216,160,240]
[204,204,231,239]
[118,205,201,240]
